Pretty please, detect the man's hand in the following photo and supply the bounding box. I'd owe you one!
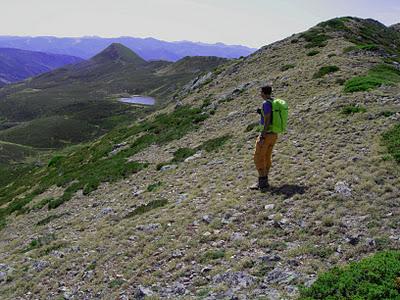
[258,134,265,145]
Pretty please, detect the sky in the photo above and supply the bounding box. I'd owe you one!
[1,0,400,48]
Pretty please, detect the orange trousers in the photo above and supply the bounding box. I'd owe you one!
[253,133,278,177]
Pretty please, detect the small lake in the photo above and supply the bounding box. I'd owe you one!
[119,96,155,106]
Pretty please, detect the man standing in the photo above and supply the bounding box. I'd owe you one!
[250,85,278,191]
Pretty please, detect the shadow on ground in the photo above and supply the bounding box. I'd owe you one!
[269,184,307,198]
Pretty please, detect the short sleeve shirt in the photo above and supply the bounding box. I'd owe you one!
[260,100,272,125]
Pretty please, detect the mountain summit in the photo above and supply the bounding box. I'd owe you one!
[90,43,147,65]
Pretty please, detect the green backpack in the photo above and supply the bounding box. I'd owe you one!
[261,98,288,133]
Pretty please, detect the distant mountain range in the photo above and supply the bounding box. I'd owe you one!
[0,48,83,87]
[0,36,256,61]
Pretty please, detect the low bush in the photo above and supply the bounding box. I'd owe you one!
[318,18,348,31]
[340,105,367,115]
[300,29,329,48]
[200,135,231,152]
[344,64,400,93]
[147,181,162,192]
[36,213,67,226]
[299,251,400,299]
[281,64,295,71]
[125,199,168,218]
[201,250,225,262]
[344,44,380,53]
[307,50,320,56]
[172,148,197,163]
[313,66,340,78]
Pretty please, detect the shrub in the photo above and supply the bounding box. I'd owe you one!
[125,199,168,218]
[307,50,320,56]
[344,44,380,53]
[318,18,348,31]
[380,111,396,117]
[281,64,295,71]
[201,250,225,262]
[36,213,67,226]
[382,124,400,163]
[299,251,400,299]
[340,105,367,115]
[147,181,162,192]
[344,64,400,93]
[313,66,340,78]
[300,29,329,48]
[172,148,197,163]
[199,135,231,152]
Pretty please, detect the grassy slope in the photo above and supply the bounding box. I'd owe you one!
[0,18,400,299]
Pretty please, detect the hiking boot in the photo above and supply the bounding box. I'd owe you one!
[249,177,269,190]
[260,176,270,192]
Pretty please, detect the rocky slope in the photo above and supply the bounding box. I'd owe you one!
[0,17,400,299]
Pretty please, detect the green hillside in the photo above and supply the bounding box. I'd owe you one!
[0,17,399,299]
[0,43,227,151]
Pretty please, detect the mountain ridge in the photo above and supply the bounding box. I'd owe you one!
[0,36,256,61]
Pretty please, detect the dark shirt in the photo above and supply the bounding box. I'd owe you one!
[260,100,272,125]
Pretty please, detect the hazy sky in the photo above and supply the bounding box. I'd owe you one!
[1,0,400,48]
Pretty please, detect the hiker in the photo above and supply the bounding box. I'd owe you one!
[250,85,287,191]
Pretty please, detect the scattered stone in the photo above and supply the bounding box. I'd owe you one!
[176,193,188,204]
[259,254,281,263]
[109,142,128,156]
[50,250,65,258]
[213,271,255,288]
[202,215,212,224]
[184,151,202,162]
[160,164,178,171]
[101,207,114,215]
[304,275,317,288]
[334,181,352,198]
[128,235,137,241]
[201,266,212,273]
[136,223,161,232]
[264,204,275,210]
[264,268,298,284]
[32,260,49,272]
[346,234,360,245]
[0,271,6,283]
[172,250,184,258]
[134,285,153,298]
[230,232,245,241]
[366,238,376,247]
[133,190,144,197]
[0,264,10,272]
